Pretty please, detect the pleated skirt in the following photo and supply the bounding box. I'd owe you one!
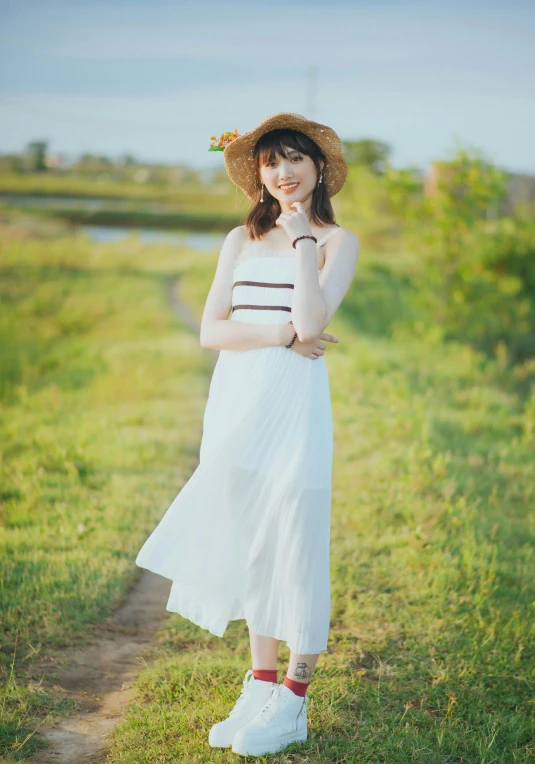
[136,341,333,655]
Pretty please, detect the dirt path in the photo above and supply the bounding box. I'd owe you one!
[27,275,213,763]
[29,572,171,763]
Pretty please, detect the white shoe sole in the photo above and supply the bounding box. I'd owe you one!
[208,689,277,747]
[208,714,272,749]
[208,730,233,748]
[231,729,307,756]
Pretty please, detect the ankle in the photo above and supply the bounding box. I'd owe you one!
[253,668,278,684]
[283,676,308,697]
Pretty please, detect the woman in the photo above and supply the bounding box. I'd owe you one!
[136,112,360,757]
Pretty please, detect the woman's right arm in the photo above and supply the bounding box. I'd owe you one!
[199,226,295,351]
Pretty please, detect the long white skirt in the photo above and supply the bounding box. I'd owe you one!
[136,337,333,655]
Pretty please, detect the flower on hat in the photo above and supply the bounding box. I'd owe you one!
[209,128,240,151]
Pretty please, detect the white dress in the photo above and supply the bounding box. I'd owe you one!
[135,227,342,655]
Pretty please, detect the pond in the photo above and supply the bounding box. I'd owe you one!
[0,193,175,213]
[0,193,227,252]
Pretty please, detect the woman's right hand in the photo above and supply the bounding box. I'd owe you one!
[292,331,340,359]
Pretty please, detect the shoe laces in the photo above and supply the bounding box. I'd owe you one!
[257,684,295,724]
[229,669,271,718]
[258,685,308,725]
[228,669,253,717]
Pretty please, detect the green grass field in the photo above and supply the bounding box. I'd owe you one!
[1,217,533,761]
[0,171,237,205]
[0,225,212,757]
[0,171,250,232]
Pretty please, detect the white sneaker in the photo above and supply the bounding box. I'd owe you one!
[208,669,278,748]
[231,683,308,757]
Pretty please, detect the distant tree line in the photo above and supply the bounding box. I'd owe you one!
[0,141,203,184]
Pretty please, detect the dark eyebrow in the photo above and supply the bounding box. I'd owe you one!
[264,148,300,163]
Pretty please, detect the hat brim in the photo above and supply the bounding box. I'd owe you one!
[223,112,348,201]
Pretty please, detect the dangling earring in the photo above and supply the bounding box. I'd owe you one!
[260,184,264,203]
[318,172,323,186]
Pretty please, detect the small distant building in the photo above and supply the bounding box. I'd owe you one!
[168,167,188,183]
[504,172,535,215]
[46,153,69,171]
[424,161,452,198]
[134,168,151,183]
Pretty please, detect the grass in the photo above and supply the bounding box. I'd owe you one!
[1,216,534,761]
[0,171,241,206]
[0,170,251,232]
[0,224,212,758]
[1,203,242,233]
[0,165,374,243]
[42,206,242,231]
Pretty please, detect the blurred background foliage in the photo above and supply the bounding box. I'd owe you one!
[1,135,535,403]
[1,133,534,760]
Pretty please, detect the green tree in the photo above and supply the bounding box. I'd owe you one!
[423,147,507,289]
[120,153,137,166]
[413,146,534,359]
[382,163,424,222]
[26,141,48,172]
[341,139,392,175]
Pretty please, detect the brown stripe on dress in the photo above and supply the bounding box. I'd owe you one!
[232,304,291,313]
[233,280,294,289]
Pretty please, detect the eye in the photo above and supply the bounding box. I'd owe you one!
[265,154,302,167]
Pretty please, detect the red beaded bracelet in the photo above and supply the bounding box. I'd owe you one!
[292,234,318,249]
[285,320,297,348]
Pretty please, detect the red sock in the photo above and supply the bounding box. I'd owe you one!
[253,669,278,684]
[283,676,308,697]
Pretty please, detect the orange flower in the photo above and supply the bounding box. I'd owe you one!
[209,128,241,151]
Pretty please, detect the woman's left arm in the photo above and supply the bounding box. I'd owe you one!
[292,229,360,342]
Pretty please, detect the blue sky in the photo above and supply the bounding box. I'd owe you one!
[1,0,533,173]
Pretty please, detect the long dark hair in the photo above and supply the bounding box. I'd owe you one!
[245,128,339,241]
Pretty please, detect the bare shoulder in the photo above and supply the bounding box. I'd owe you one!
[335,227,360,251]
[217,225,248,268]
[225,224,248,244]
[325,227,360,267]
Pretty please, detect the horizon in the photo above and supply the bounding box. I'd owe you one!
[1,0,534,175]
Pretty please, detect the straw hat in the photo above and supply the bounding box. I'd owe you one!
[223,112,348,201]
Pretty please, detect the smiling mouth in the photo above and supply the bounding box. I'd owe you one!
[279,183,299,191]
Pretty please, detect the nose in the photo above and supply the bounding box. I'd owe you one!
[278,159,294,181]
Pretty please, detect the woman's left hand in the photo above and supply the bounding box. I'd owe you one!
[275,202,313,244]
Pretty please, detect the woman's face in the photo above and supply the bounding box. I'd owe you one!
[259,146,322,209]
